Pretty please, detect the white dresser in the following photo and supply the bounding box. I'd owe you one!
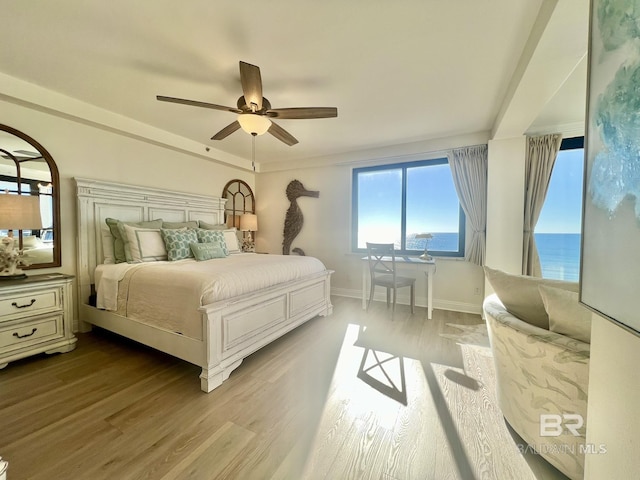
[0,273,76,369]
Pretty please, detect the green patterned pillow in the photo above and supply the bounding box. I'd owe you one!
[161,228,198,261]
[196,229,229,256]
[190,242,228,261]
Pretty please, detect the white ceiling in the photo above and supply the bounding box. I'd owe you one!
[1,0,589,169]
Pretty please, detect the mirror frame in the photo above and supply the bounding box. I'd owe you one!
[0,124,61,269]
[222,179,255,228]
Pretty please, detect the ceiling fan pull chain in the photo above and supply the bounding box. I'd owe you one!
[252,133,256,172]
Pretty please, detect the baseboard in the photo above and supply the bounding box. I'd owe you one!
[330,287,482,315]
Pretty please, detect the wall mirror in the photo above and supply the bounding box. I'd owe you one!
[0,124,61,268]
[222,179,255,228]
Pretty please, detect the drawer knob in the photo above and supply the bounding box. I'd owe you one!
[13,328,37,339]
[11,299,36,309]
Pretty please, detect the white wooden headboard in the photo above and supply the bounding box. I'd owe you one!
[75,177,226,306]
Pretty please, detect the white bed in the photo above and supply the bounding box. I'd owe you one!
[75,178,333,392]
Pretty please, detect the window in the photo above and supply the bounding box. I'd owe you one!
[535,137,584,281]
[352,159,465,256]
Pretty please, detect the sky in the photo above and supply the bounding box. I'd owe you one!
[535,148,584,234]
[357,163,460,245]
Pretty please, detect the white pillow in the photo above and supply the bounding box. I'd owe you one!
[101,225,116,264]
[122,224,167,262]
[483,266,579,329]
[222,228,241,254]
[539,285,592,343]
[22,235,42,249]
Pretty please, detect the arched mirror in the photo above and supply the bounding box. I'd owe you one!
[222,179,255,228]
[0,124,61,269]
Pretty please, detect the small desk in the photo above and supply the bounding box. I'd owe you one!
[362,256,437,319]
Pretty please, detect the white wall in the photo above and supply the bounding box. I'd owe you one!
[585,315,640,478]
[485,136,527,293]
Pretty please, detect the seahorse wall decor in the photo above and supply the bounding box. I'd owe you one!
[282,179,319,255]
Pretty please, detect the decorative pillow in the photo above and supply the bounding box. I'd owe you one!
[483,266,579,329]
[162,220,199,229]
[190,242,228,261]
[222,228,241,254]
[539,285,592,343]
[122,224,167,262]
[106,218,163,263]
[22,235,42,249]
[198,220,228,230]
[101,225,116,264]
[195,229,229,256]
[160,228,198,261]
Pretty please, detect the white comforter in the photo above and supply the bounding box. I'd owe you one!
[94,253,327,340]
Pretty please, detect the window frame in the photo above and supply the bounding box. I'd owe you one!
[351,158,466,257]
[560,136,584,151]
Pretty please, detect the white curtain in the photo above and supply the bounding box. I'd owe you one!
[448,145,488,266]
[523,134,562,276]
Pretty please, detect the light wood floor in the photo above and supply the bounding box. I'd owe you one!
[0,297,567,480]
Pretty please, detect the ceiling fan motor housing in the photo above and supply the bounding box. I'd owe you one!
[237,96,271,114]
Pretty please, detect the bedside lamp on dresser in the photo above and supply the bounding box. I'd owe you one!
[0,192,42,279]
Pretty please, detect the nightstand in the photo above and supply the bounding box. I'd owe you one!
[0,273,77,369]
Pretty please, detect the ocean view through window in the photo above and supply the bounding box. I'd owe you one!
[535,137,584,281]
[352,158,465,256]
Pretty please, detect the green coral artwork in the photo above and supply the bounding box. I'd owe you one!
[590,0,640,219]
[581,0,640,335]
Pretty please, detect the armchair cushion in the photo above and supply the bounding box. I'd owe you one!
[483,266,578,329]
[539,285,592,344]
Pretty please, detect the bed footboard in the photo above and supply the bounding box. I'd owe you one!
[199,269,333,393]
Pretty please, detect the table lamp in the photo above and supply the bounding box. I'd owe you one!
[415,233,434,261]
[240,213,258,252]
[0,193,43,279]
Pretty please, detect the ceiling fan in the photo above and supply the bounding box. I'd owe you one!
[157,61,338,146]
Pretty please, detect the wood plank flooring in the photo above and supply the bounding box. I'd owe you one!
[0,297,567,480]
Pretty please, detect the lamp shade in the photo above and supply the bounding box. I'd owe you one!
[415,233,433,239]
[237,114,272,135]
[240,213,258,232]
[0,194,43,230]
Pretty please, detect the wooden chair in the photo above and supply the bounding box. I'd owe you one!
[366,242,416,314]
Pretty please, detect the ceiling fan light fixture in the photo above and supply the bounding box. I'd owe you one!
[238,113,271,136]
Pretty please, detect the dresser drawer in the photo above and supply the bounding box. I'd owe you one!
[0,315,62,351]
[0,288,60,319]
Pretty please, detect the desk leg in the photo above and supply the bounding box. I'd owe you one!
[426,267,433,320]
[362,263,367,310]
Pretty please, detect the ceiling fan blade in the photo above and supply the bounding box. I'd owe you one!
[266,107,338,119]
[268,121,298,146]
[157,95,241,113]
[239,61,263,111]
[211,121,241,140]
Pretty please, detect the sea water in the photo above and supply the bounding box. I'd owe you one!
[535,233,581,281]
[407,232,580,281]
